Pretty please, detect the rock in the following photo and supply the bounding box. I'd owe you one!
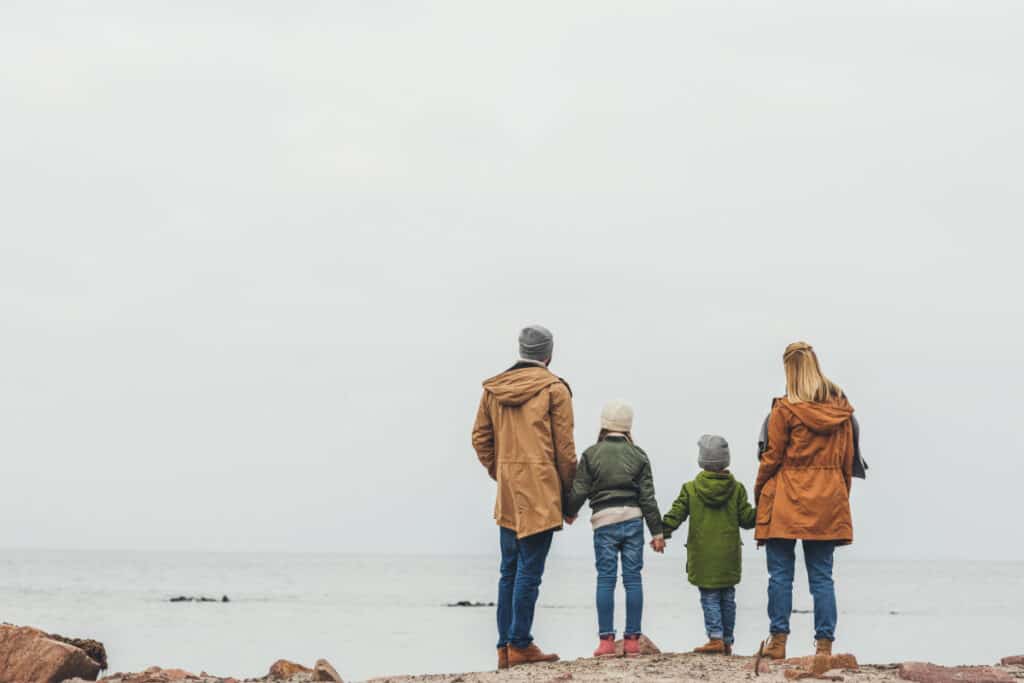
[103,666,200,682]
[167,596,228,604]
[46,633,108,670]
[613,635,661,656]
[313,658,344,682]
[782,654,859,671]
[898,661,1014,683]
[1001,656,1024,665]
[268,659,313,678]
[0,624,102,683]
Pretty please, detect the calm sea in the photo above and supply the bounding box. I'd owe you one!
[1,550,1021,681]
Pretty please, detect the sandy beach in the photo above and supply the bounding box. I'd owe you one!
[80,652,1024,683]
[359,653,1024,683]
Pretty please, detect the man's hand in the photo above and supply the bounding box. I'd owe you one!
[650,536,666,554]
[564,515,577,525]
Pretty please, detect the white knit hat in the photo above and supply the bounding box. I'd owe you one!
[600,399,634,433]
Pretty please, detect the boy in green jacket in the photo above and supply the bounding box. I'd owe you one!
[662,435,756,655]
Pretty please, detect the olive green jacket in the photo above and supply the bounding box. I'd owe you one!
[564,436,662,537]
[662,471,756,588]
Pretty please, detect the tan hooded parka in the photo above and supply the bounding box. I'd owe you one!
[754,396,856,544]
[472,365,577,538]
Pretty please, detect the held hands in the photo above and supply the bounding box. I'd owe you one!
[650,536,666,554]
[564,515,577,525]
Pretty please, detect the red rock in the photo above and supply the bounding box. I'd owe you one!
[1001,656,1024,666]
[313,658,344,682]
[0,624,102,683]
[268,659,313,678]
[899,661,1014,682]
[613,635,661,656]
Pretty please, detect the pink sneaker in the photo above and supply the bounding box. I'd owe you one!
[594,636,617,658]
[623,635,641,657]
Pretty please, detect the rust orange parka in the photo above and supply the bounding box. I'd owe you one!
[472,364,578,538]
[754,396,855,545]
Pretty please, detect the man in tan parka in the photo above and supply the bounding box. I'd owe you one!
[472,324,577,669]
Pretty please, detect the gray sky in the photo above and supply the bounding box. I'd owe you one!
[2,1,1022,560]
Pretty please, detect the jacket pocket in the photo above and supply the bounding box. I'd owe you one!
[756,479,777,525]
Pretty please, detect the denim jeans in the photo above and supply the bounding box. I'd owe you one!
[766,539,838,641]
[698,587,737,644]
[593,518,644,637]
[497,527,554,649]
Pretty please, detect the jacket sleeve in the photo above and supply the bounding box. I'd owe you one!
[842,419,855,493]
[564,453,592,518]
[471,393,496,480]
[755,403,789,502]
[636,456,663,537]
[661,484,690,540]
[549,382,578,499]
[736,483,756,530]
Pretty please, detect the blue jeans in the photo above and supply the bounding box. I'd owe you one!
[497,527,554,649]
[699,587,737,644]
[593,518,644,637]
[766,539,838,641]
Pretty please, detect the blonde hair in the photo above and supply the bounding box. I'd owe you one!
[783,342,843,403]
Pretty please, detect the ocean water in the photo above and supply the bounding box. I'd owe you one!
[1,550,1021,681]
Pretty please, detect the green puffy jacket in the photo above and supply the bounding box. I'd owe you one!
[662,471,756,589]
[564,436,662,536]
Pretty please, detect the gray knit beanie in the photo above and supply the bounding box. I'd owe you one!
[698,434,731,471]
[518,324,554,362]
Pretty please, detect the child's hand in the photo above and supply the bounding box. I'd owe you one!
[650,536,666,554]
[564,515,577,525]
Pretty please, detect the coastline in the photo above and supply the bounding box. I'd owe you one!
[82,652,1024,683]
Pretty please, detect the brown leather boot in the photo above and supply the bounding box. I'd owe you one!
[812,638,833,674]
[693,639,727,655]
[724,643,733,656]
[497,646,509,670]
[508,643,560,667]
[761,633,788,660]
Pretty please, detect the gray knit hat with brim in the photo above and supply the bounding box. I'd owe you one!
[519,324,554,362]
[698,434,731,471]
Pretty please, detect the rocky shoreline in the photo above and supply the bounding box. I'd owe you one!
[3,623,1022,683]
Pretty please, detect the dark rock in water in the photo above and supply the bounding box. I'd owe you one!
[447,600,496,607]
[168,595,230,603]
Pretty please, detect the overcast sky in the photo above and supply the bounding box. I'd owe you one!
[2,1,1022,560]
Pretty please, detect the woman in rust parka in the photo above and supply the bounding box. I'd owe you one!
[754,342,855,663]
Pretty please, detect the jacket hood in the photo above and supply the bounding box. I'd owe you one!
[782,396,855,435]
[694,471,736,508]
[482,366,561,407]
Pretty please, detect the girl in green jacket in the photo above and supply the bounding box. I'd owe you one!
[564,400,664,659]
[662,435,756,655]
